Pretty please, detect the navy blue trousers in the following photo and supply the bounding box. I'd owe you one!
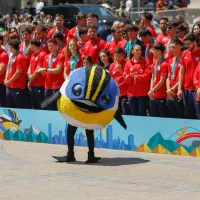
[29,86,45,109]
[128,96,149,116]
[197,102,200,119]
[0,84,7,107]
[183,90,198,119]
[150,98,167,117]
[6,88,29,108]
[119,96,130,115]
[166,96,185,118]
[45,89,59,111]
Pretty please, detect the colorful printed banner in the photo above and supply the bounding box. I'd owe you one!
[0,108,200,157]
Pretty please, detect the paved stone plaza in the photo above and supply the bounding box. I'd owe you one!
[0,140,200,200]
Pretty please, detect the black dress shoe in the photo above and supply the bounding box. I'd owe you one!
[52,152,76,162]
[85,152,101,164]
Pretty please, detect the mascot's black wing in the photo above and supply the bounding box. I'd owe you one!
[41,90,61,108]
[114,110,127,129]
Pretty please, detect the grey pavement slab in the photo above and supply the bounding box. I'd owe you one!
[0,140,200,200]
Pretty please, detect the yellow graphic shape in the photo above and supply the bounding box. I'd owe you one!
[176,125,188,137]
[101,129,106,137]
[189,147,200,157]
[135,143,151,153]
[172,146,189,156]
[152,144,171,154]
[2,122,19,132]
[0,131,4,139]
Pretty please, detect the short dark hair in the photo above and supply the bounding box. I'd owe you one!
[22,27,32,34]
[159,17,169,23]
[31,39,41,47]
[143,12,153,21]
[53,31,64,41]
[87,12,99,20]
[47,38,57,45]
[177,23,187,32]
[83,56,93,64]
[55,13,64,19]
[114,47,124,54]
[8,39,20,50]
[171,38,183,46]
[153,42,165,54]
[139,27,152,37]
[87,24,97,30]
[167,20,179,28]
[127,24,139,32]
[76,12,87,23]
[183,33,197,42]
[79,27,88,36]
[36,25,47,32]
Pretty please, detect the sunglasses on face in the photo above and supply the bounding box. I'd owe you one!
[166,26,172,30]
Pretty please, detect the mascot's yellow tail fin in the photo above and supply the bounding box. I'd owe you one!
[114,110,127,129]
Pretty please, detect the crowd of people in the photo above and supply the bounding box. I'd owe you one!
[0,7,200,120]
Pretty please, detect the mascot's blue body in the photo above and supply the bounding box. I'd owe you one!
[42,66,127,163]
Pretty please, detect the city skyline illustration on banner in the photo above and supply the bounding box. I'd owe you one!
[0,108,200,157]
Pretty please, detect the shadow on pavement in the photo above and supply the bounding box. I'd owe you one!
[66,157,150,166]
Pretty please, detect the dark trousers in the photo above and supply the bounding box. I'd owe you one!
[45,89,59,110]
[67,124,94,153]
[166,96,185,118]
[197,102,200,119]
[119,96,130,115]
[6,88,29,109]
[0,84,7,107]
[183,90,198,119]
[150,98,167,117]
[128,96,149,116]
[29,86,45,109]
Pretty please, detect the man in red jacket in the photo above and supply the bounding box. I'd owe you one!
[0,34,9,107]
[166,39,184,118]
[27,39,47,109]
[48,14,69,43]
[109,47,129,114]
[178,33,200,119]
[37,39,65,110]
[67,12,87,42]
[83,24,106,64]
[5,39,29,108]
[35,25,49,53]
[148,42,168,117]
[105,27,123,57]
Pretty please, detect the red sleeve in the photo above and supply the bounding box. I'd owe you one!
[47,29,54,39]
[123,62,132,84]
[16,55,26,71]
[43,55,48,69]
[0,52,9,65]
[105,43,109,51]
[57,54,65,66]
[100,40,106,49]
[67,29,73,42]
[38,52,47,66]
[160,62,168,76]
[134,61,151,83]
[194,63,200,90]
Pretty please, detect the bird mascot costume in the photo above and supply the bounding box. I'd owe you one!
[42,65,127,163]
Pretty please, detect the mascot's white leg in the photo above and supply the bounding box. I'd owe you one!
[52,124,101,163]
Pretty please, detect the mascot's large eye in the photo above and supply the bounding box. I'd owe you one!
[73,84,82,96]
[101,94,110,105]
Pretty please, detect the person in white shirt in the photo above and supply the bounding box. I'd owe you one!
[1,31,10,56]
[36,0,44,14]
[125,0,133,12]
